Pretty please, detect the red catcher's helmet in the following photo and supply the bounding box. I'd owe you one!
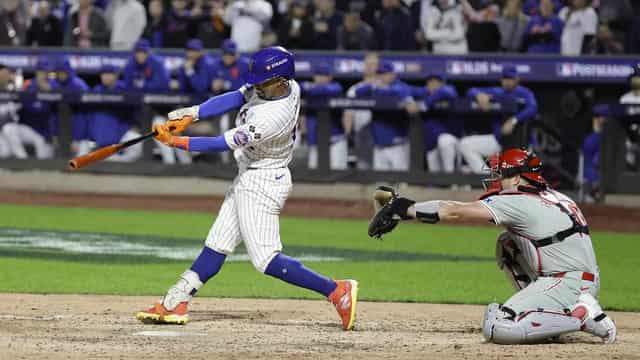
[482,148,547,191]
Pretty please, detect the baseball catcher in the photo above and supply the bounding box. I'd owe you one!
[369,148,616,344]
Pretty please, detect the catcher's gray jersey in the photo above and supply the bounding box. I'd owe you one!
[479,189,598,275]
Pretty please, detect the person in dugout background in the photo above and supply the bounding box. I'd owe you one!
[343,52,379,170]
[407,72,462,173]
[0,64,18,158]
[354,60,413,172]
[300,63,347,170]
[89,64,142,162]
[122,39,180,165]
[177,39,215,94]
[209,39,250,164]
[458,64,538,173]
[3,58,58,159]
[55,56,91,157]
[582,104,608,202]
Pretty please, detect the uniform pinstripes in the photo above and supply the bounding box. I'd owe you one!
[206,81,299,272]
[224,80,301,169]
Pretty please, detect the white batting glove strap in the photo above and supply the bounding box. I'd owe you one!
[167,105,200,121]
[238,84,253,99]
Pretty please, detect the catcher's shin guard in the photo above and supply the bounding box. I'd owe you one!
[482,303,582,344]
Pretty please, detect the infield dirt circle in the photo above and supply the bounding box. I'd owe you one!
[2,294,639,359]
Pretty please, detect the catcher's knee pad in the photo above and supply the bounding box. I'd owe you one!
[496,232,537,290]
[483,304,582,345]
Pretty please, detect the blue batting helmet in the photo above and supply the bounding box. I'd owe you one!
[246,46,295,85]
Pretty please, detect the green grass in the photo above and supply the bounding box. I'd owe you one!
[0,204,637,311]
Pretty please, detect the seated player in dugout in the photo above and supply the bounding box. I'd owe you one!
[4,58,58,160]
[458,65,538,174]
[89,65,142,162]
[354,60,414,172]
[136,46,359,331]
[55,57,91,157]
[368,148,616,344]
[407,72,462,173]
[299,63,347,170]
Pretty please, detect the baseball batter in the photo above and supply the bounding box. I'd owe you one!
[136,46,358,330]
[369,148,616,344]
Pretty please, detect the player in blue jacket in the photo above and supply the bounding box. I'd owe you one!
[89,65,142,162]
[54,56,91,156]
[4,58,58,159]
[354,61,413,171]
[177,39,215,94]
[210,39,250,94]
[459,65,538,173]
[210,39,250,163]
[122,39,170,92]
[409,72,461,173]
[582,104,608,201]
[300,63,346,169]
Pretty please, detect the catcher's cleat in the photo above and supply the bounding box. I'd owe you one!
[571,294,616,344]
[136,301,189,325]
[328,279,359,330]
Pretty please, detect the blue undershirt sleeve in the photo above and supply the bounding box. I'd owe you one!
[198,90,246,119]
[188,136,231,152]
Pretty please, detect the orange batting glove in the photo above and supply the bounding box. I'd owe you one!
[165,115,194,135]
[153,123,189,150]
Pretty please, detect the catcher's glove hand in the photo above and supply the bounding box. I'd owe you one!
[368,187,415,239]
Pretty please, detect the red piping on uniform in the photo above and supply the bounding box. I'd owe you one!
[517,310,568,322]
[544,279,562,292]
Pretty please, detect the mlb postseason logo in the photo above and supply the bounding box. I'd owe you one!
[557,62,633,79]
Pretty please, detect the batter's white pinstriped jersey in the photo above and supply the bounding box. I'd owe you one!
[223,80,301,169]
[205,80,301,273]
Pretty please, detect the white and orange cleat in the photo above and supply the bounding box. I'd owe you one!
[328,279,359,330]
[136,301,190,325]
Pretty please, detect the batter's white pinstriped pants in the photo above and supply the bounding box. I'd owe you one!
[205,167,292,273]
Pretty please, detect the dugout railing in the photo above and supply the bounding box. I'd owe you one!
[1,48,639,196]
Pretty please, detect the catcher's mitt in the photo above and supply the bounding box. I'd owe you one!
[368,186,415,239]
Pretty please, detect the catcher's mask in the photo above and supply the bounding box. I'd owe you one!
[482,148,547,191]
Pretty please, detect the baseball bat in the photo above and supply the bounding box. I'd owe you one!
[68,131,156,170]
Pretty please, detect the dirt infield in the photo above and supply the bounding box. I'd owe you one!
[1,294,638,360]
[2,190,640,232]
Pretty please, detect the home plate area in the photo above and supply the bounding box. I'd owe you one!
[1,294,638,360]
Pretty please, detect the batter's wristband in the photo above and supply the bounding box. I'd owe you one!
[171,137,189,151]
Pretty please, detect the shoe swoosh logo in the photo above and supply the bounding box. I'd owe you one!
[580,287,590,291]
[340,295,351,310]
[275,174,285,180]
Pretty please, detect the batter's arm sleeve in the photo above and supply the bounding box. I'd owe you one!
[185,136,232,152]
[198,90,247,119]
